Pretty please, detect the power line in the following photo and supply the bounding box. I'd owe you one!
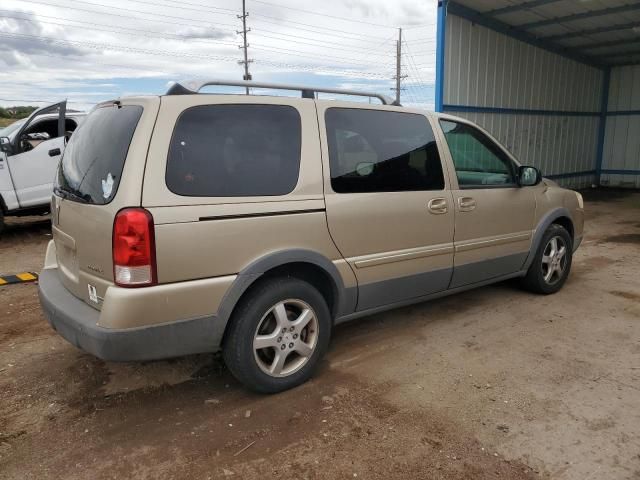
[250,17,390,43]
[42,0,236,22]
[402,40,435,107]
[0,30,241,62]
[402,23,436,30]
[4,0,413,99]
[14,0,396,45]
[403,40,433,83]
[0,12,238,46]
[0,97,96,105]
[250,12,391,41]
[14,0,239,29]
[127,0,236,15]
[251,29,396,55]
[1,33,391,81]
[250,0,397,29]
[146,0,237,13]
[250,45,390,69]
[405,37,437,43]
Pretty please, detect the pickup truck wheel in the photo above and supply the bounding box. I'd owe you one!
[521,224,572,294]
[0,209,4,236]
[222,277,331,394]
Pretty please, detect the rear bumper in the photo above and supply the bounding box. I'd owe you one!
[38,268,224,362]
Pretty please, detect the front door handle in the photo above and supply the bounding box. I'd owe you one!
[48,148,61,157]
[428,197,448,214]
[458,197,476,212]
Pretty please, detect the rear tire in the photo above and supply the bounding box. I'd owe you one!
[222,277,332,394]
[0,209,5,236]
[521,224,572,294]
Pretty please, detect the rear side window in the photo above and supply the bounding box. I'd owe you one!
[325,108,444,193]
[166,104,301,197]
[55,105,142,204]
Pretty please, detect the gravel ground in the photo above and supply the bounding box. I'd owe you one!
[0,191,639,480]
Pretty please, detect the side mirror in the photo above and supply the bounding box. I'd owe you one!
[518,165,541,187]
[0,137,11,154]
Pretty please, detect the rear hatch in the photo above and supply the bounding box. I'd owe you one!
[51,97,159,309]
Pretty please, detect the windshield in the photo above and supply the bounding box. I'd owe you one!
[55,105,142,204]
[0,119,26,138]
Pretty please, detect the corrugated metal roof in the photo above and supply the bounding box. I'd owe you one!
[449,0,640,66]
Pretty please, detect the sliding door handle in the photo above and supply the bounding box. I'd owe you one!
[428,197,448,214]
[458,197,476,212]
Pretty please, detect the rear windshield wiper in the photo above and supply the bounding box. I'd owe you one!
[54,186,91,204]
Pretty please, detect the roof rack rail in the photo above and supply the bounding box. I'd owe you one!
[166,79,398,106]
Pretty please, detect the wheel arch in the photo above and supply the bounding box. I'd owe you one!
[523,207,574,271]
[216,249,356,343]
[551,215,574,241]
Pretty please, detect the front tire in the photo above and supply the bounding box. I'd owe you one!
[521,224,573,294]
[222,277,332,393]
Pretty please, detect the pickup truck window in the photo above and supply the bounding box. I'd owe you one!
[325,108,444,193]
[19,119,78,153]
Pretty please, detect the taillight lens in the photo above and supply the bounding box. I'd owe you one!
[113,208,157,287]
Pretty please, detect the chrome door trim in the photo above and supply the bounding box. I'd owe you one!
[351,243,455,269]
[454,231,532,253]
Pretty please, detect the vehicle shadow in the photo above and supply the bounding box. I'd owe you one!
[1,216,51,241]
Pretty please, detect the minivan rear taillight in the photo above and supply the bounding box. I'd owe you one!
[113,208,157,287]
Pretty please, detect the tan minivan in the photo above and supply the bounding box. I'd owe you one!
[39,80,584,393]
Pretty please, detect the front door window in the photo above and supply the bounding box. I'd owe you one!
[440,120,516,188]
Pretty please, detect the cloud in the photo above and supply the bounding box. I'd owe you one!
[0,12,87,57]
[0,0,437,110]
[343,0,389,19]
[175,26,234,41]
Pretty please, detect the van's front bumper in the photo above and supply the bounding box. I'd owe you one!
[38,268,224,362]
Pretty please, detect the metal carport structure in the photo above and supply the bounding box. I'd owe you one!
[435,0,640,188]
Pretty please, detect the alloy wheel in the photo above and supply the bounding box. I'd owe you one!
[541,235,568,285]
[253,299,319,378]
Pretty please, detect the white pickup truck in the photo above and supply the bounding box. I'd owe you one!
[0,101,85,233]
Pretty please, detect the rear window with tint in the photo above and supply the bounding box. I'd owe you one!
[166,104,302,197]
[55,105,142,204]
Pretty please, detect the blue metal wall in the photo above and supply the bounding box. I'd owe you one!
[601,65,640,189]
[436,6,607,188]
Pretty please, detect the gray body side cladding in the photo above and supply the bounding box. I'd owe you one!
[350,252,526,321]
[38,269,223,361]
[214,249,358,329]
[522,207,574,271]
[336,270,526,325]
[356,267,452,311]
[450,252,528,289]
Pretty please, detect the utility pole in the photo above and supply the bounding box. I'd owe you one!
[237,0,252,94]
[391,27,407,104]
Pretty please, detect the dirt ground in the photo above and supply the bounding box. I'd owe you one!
[1,192,639,480]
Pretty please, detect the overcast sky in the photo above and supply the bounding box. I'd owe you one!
[0,0,437,111]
